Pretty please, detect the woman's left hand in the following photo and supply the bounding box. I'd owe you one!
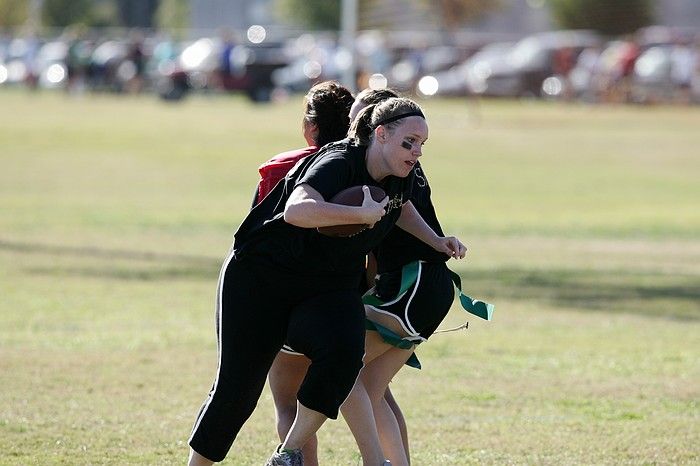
[433,236,468,259]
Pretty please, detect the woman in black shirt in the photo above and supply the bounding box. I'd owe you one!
[336,106,468,466]
[348,161,459,466]
[187,97,464,466]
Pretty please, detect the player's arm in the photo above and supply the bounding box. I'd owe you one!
[284,184,387,228]
[396,201,467,259]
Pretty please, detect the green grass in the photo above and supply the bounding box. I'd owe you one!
[1,90,699,465]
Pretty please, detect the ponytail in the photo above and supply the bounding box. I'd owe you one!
[348,103,376,145]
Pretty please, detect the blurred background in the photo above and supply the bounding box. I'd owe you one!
[1,0,699,104]
[1,1,699,464]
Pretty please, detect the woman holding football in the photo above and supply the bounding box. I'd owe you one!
[267,87,404,466]
[269,87,479,466]
[187,96,464,466]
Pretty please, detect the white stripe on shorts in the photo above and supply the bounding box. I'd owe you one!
[365,261,426,342]
[280,344,304,356]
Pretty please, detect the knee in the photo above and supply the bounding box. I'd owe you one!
[319,342,365,397]
[317,331,365,369]
[212,373,259,417]
[298,342,365,419]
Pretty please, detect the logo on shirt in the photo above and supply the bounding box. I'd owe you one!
[386,195,403,213]
[414,167,427,188]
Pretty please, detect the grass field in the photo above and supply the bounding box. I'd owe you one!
[0,90,698,465]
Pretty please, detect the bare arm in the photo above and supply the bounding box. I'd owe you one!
[396,201,467,259]
[284,184,388,229]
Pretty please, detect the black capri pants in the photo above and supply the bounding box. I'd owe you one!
[188,253,366,462]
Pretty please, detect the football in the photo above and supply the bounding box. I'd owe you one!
[317,185,387,237]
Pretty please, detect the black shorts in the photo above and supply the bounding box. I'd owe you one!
[366,261,454,341]
[280,344,304,356]
[281,269,370,356]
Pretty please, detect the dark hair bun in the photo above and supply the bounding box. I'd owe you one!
[305,82,354,146]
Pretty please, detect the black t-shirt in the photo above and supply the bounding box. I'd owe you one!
[374,162,450,273]
[233,139,414,286]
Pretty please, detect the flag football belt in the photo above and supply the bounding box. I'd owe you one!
[362,261,493,370]
[362,261,495,321]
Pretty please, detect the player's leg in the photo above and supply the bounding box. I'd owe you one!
[188,257,287,463]
[384,387,410,464]
[283,290,366,455]
[361,347,415,466]
[268,351,318,466]
[339,328,403,465]
[340,370,385,465]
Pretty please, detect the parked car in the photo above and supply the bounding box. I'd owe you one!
[272,34,343,92]
[423,42,515,96]
[478,30,601,97]
[88,39,129,91]
[157,36,289,102]
[632,44,697,103]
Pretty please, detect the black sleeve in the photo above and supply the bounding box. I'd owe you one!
[250,183,260,209]
[402,169,416,204]
[295,153,354,201]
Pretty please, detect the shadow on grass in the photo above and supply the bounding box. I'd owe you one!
[24,265,219,281]
[0,239,218,265]
[3,239,699,320]
[460,269,700,321]
[1,238,220,281]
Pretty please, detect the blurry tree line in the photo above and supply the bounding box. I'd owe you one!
[0,0,188,31]
[281,0,655,36]
[548,0,654,36]
[0,0,655,37]
[277,0,501,32]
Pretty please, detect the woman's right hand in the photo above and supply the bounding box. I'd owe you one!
[432,235,468,259]
[360,185,388,228]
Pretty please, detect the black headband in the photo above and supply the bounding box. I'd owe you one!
[374,111,425,127]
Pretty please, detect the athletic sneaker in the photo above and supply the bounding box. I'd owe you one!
[264,444,303,466]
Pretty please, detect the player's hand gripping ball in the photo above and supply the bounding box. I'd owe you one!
[317,185,387,237]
